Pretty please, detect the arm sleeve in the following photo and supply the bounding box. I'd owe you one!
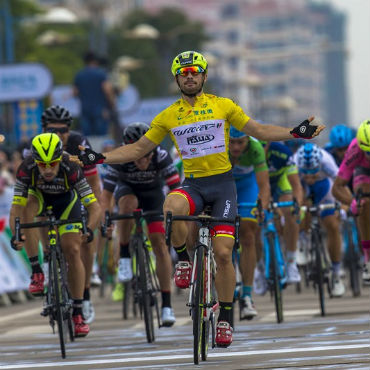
[321,149,338,179]
[226,99,250,130]
[156,147,181,189]
[145,111,169,145]
[251,140,268,173]
[102,165,120,193]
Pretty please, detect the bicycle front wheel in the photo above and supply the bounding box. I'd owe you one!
[192,244,205,365]
[136,237,155,343]
[345,223,361,297]
[312,232,325,316]
[51,248,66,358]
[267,233,283,323]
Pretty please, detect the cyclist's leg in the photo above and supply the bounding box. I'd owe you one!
[278,173,301,283]
[116,185,137,282]
[24,189,46,295]
[58,194,89,337]
[141,187,176,325]
[163,181,203,289]
[352,168,370,283]
[207,172,237,346]
[313,178,345,296]
[236,174,259,318]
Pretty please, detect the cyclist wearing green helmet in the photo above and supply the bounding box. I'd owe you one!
[9,133,102,337]
[333,119,370,285]
[76,50,325,348]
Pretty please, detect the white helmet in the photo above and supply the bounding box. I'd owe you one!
[296,143,322,173]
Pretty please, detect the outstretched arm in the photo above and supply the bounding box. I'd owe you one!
[76,136,158,166]
[241,116,325,141]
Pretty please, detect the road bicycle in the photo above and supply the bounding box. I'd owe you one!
[14,206,88,358]
[165,211,240,365]
[300,203,338,316]
[239,200,294,323]
[102,209,162,343]
[342,209,361,297]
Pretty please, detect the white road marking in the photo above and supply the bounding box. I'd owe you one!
[0,308,41,324]
[0,343,368,369]
[260,309,320,321]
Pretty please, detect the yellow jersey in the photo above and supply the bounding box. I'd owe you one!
[145,93,250,178]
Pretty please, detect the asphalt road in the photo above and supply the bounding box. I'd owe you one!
[0,280,369,370]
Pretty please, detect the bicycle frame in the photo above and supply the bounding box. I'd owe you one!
[165,211,239,364]
[103,209,162,342]
[15,207,87,358]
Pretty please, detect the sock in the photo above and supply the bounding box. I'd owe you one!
[242,285,252,298]
[361,240,370,263]
[72,299,83,316]
[173,244,190,261]
[218,301,233,324]
[83,288,90,301]
[120,243,130,258]
[331,262,341,276]
[29,256,43,274]
[286,251,297,264]
[161,291,171,308]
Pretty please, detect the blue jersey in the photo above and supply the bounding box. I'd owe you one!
[266,142,296,178]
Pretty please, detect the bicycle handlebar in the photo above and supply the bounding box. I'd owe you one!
[300,202,340,213]
[14,212,89,243]
[100,209,164,237]
[165,211,239,247]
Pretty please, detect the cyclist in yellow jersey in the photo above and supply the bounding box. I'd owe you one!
[75,51,325,348]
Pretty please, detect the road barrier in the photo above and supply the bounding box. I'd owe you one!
[0,227,32,306]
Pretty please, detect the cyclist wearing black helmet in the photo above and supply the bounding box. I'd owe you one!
[100,122,181,326]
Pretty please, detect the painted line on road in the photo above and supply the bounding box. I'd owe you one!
[0,343,368,369]
[0,308,41,324]
[260,309,320,322]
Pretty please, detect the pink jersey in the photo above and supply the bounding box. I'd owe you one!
[338,138,370,181]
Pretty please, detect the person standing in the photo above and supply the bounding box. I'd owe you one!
[73,51,117,137]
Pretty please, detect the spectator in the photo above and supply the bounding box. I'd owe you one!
[73,51,117,137]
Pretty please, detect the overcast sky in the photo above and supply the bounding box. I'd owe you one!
[322,0,370,127]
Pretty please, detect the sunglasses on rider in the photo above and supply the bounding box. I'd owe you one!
[35,159,61,168]
[45,127,69,134]
[176,66,205,77]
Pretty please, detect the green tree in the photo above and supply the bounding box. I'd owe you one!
[107,8,208,97]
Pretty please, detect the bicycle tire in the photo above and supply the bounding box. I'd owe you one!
[267,233,283,323]
[201,253,213,361]
[58,251,74,342]
[122,281,131,320]
[193,244,205,365]
[312,232,325,316]
[136,236,155,343]
[345,222,361,297]
[51,248,66,358]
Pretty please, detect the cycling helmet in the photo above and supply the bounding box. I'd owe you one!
[123,122,149,144]
[296,143,322,172]
[31,133,63,162]
[41,105,73,127]
[230,126,247,139]
[329,124,354,148]
[171,51,208,76]
[356,119,370,152]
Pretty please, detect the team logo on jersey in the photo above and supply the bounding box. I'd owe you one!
[187,134,215,145]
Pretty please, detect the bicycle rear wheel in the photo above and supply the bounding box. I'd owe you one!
[51,248,66,358]
[312,232,325,316]
[136,236,155,343]
[267,233,283,323]
[345,223,361,297]
[192,244,205,365]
